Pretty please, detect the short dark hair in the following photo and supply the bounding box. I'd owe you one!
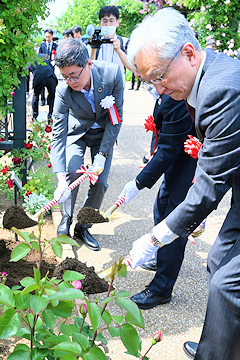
[55,38,89,68]
[72,25,82,34]
[44,29,53,35]
[99,6,119,20]
[63,29,74,38]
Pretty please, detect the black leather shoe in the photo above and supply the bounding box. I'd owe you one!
[40,100,45,106]
[131,287,172,309]
[129,87,134,90]
[57,213,72,236]
[74,223,100,251]
[135,87,140,91]
[140,259,157,271]
[142,156,149,164]
[183,341,198,359]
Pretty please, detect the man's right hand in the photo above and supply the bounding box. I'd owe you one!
[54,180,71,203]
[118,179,139,203]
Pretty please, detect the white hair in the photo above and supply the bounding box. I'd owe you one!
[127,8,201,71]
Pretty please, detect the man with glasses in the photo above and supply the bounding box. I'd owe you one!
[90,6,126,85]
[51,38,123,251]
[125,8,240,360]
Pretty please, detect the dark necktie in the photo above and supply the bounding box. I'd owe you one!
[185,101,195,122]
[47,43,51,56]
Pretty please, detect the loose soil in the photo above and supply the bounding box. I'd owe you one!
[3,205,38,229]
[77,206,109,224]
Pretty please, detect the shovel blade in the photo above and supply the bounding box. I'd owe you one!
[98,266,113,279]
[99,211,121,222]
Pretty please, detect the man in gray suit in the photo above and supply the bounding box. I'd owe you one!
[51,38,123,251]
[126,8,240,360]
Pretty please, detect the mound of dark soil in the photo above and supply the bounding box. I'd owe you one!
[3,205,38,229]
[77,206,109,224]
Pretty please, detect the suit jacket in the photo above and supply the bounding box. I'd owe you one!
[51,60,123,173]
[39,40,58,56]
[136,94,197,205]
[28,54,56,87]
[166,51,240,236]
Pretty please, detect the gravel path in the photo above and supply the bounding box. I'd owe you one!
[55,83,231,359]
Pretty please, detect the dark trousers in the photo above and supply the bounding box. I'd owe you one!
[195,203,240,359]
[32,76,57,119]
[131,72,141,89]
[148,179,188,297]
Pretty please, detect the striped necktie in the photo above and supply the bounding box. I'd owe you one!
[185,101,195,122]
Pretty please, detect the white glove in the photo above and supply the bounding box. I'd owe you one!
[118,179,139,203]
[54,180,71,203]
[129,234,159,269]
[88,153,106,175]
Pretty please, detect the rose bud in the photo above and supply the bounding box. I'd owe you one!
[80,304,88,316]
[152,331,162,345]
[47,163,52,168]
[1,272,7,277]
[71,280,82,290]
[45,125,52,133]
[24,142,33,149]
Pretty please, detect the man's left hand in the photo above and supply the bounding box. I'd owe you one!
[88,153,106,175]
[129,234,159,269]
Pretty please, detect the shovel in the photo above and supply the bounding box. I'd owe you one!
[101,196,126,221]
[98,255,133,279]
[31,166,99,222]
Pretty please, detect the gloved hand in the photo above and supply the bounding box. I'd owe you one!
[118,179,139,203]
[87,153,106,175]
[129,234,159,269]
[54,180,71,203]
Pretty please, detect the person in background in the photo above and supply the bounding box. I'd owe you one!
[126,8,240,360]
[205,37,217,53]
[129,72,141,91]
[63,29,74,40]
[38,28,58,106]
[90,5,126,85]
[51,38,123,252]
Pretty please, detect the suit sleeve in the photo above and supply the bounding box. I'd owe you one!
[136,97,194,188]
[166,84,240,237]
[51,85,70,173]
[98,65,123,155]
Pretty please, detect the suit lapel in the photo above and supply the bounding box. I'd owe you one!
[92,64,106,121]
[71,90,95,118]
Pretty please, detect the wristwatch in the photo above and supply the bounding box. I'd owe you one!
[98,151,108,159]
[150,232,163,247]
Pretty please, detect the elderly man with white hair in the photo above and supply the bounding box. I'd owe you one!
[122,7,240,360]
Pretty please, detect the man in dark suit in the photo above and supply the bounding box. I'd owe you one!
[28,54,57,122]
[51,38,123,251]
[119,94,197,309]
[126,8,240,360]
[38,29,58,106]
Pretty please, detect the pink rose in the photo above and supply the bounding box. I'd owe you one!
[71,280,82,289]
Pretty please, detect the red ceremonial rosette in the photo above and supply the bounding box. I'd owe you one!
[144,115,158,156]
[184,135,202,159]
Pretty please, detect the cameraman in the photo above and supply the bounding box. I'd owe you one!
[90,6,126,85]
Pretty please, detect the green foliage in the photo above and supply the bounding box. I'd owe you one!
[114,0,145,38]
[0,219,161,359]
[0,119,53,201]
[22,193,50,215]
[0,0,51,116]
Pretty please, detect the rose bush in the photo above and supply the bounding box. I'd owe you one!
[0,216,162,359]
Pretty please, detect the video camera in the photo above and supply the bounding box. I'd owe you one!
[86,25,112,49]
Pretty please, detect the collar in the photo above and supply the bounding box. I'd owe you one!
[187,51,206,108]
[81,70,94,94]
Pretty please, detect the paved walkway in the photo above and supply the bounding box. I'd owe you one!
[51,83,231,359]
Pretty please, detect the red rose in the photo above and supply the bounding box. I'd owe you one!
[45,125,52,133]
[26,191,32,196]
[0,137,4,142]
[7,179,14,189]
[12,156,21,164]
[1,166,9,175]
[47,163,52,168]
[24,142,33,149]
[152,331,162,345]
[48,144,52,151]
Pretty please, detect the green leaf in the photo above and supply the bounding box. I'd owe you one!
[34,268,41,285]
[52,341,82,354]
[101,309,111,325]
[10,243,31,262]
[20,277,35,287]
[47,300,74,318]
[0,284,14,307]
[15,293,31,310]
[117,263,128,277]
[115,297,142,326]
[42,309,57,329]
[57,235,79,246]
[125,312,144,329]
[60,355,78,360]
[51,241,63,258]
[87,300,101,332]
[0,308,21,339]
[44,334,70,344]
[31,347,49,360]
[81,354,98,360]
[95,332,108,345]
[49,288,84,301]
[112,315,124,325]
[58,323,78,336]
[11,228,32,243]
[31,241,40,251]
[16,327,31,338]
[21,283,38,296]
[88,346,108,360]
[72,332,90,351]
[116,291,130,297]
[30,295,49,314]
[63,270,85,282]
[120,323,140,356]
[100,297,114,305]
[107,326,120,337]
[8,349,31,360]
